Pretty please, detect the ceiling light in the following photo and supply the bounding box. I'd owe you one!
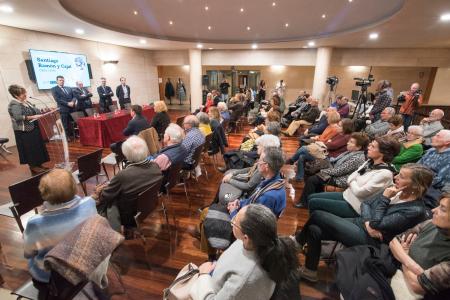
[139,39,147,44]
[75,28,85,35]
[133,10,138,15]
[272,2,276,6]
[240,8,244,12]
[197,43,203,49]
[169,20,173,25]
[285,23,289,27]
[252,44,258,49]
[208,26,212,30]
[348,0,353,2]
[308,41,315,47]
[0,4,13,13]
[246,26,251,31]
[208,48,213,50]
[322,14,326,18]
[204,6,209,11]
[369,33,379,40]
[440,13,450,21]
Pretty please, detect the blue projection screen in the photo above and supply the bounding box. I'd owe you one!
[29,49,90,89]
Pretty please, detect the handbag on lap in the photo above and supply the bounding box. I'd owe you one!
[163,263,199,300]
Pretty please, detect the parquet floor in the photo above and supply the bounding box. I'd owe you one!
[0,110,339,300]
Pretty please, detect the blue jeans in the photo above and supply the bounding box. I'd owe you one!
[290,146,315,180]
[402,114,413,132]
[221,93,229,102]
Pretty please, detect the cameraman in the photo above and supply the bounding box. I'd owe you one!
[369,80,393,122]
[399,82,423,131]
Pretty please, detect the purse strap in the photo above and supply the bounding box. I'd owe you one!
[163,264,200,298]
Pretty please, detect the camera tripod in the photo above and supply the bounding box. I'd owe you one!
[324,83,337,108]
[351,84,370,119]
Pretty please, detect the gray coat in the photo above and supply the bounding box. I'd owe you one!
[319,150,366,188]
[8,99,41,131]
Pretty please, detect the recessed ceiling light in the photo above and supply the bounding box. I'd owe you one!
[0,4,13,13]
[204,6,209,11]
[169,20,173,25]
[348,0,353,2]
[272,2,276,6]
[240,8,244,12]
[285,23,289,27]
[208,26,212,30]
[139,39,147,44]
[322,14,326,18]
[252,44,258,49]
[246,26,251,31]
[133,10,138,15]
[208,48,213,50]
[75,28,85,35]
[197,43,203,49]
[369,33,379,40]
[308,41,315,47]
[440,13,450,21]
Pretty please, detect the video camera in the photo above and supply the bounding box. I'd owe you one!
[354,74,375,87]
[326,76,339,86]
[397,89,422,104]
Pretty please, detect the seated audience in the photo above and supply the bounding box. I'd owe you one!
[295,132,369,208]
[393,125,424,171]
[228,95,245,132]
[208,106,221,130]
[384,114,407,142]
[370,80,393,122]
[217,102,230,123]
[283,97,320,136]
[24,169,97,288]
[203,92,214,113]
[150,100,170,139]
[181,115,206,170]
[95,136,162,232]
[420,109,445,147]
[218,134,280,204]
[388,194,450,298]
[336,96,350,118]
[306,137,400,217]
[190,204,300,300]
[212,89,221,106]
[310,111,342,143]
[123,104,150,136]
[196,112,212,136]
[325,118,354,158]
[365,106,396,138]
[292,163,432,282]
[153,123,187,172]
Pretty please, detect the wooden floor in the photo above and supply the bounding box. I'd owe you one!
[0,110,338,300]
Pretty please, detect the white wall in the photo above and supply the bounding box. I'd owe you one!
[0,25,160,146]
[428,68,450,105]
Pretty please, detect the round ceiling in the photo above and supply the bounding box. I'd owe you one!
[60,0,405,44]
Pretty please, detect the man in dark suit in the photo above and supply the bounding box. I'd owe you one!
[97,77,114,113]
[116,77,131,110]
[51,75,76,138]
[73,81,93,114]
[123,105,150,136]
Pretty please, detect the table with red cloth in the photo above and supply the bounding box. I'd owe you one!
[78,107,155,147]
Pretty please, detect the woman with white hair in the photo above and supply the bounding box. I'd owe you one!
[218,134,281,204]
[393,125,424,171]
[217,102,231,123]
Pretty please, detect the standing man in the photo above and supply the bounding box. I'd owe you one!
[116,77,131,110]
[51,75,76,139]
[219,79,230,102]
[399,82,423,131]
[97,77,114,113]
[73,81,93,114]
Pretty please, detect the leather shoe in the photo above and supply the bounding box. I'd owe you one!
[217,166,227,173]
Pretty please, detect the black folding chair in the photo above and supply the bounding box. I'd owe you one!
[9,171,50,233]
[200,133,213,179]
[70,111,85,140]
[77,149,104,195]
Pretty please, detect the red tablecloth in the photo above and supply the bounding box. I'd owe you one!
[78,107,155,147]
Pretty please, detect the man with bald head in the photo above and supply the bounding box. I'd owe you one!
[181,115,205,169]
[420,109,445,147]
[73,81,93,114]
[399,82,423,131]
[365,106,396,138]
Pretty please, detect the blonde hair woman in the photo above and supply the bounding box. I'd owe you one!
[151,100,170,139]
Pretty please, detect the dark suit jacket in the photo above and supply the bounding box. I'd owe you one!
[97,85,114,112]
[123,115,150,136]
[99,161,162,227]
[72,87,93,110]
[116,85,131,105]
[51,85,76,113]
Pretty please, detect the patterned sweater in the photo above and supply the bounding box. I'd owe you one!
[418,147,450,191]
[319,151,366,188]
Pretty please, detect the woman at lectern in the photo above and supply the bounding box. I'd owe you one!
[7,84,49,174]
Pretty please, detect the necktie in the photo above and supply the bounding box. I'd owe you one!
[61,87,67,95]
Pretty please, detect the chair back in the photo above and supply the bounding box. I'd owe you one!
[9,170,50,232]
[84,108,97,116]
[135,178,163,225]
[191,143,205,168]
[165,162,183,191]
[138,127,161,155]
[70,111,85,123]
[77,149,103,183]
[109,104,118,112]
[202,133,213,154]
[176,115,185,127]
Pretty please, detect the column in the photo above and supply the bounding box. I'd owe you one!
[312,47,333,108]
[189,49,202,112]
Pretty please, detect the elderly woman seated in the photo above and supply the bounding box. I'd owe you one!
[217,102,231,123]
[196,112,212,136]
[393,125,424,171]
[292,163,433,282]
[190,205,300,300]
[23,169,97,291]
[384,114,407,142]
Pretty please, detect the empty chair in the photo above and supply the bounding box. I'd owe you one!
[76,149,104,195]
[69,111,85,140]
